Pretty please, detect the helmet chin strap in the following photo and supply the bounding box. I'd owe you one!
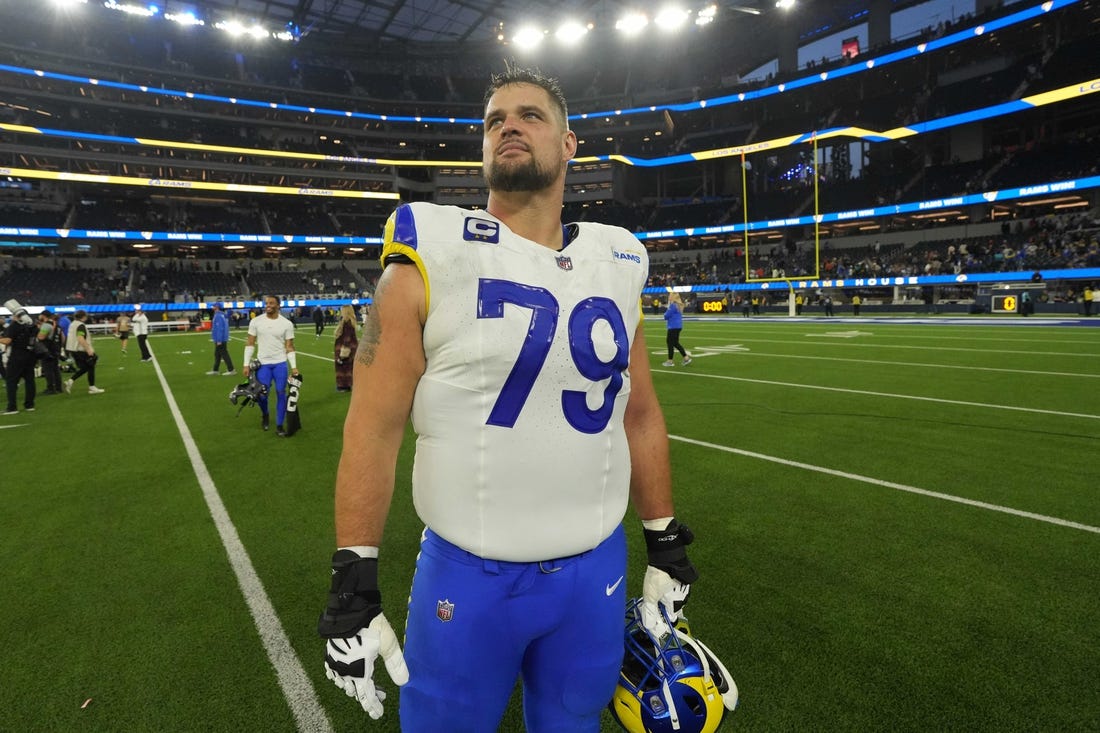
[674,628,740,712]
[661,678,681,730]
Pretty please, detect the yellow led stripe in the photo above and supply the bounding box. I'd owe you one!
[0,166,400,199]
[0,123,481,168]
[3,78,1096,173]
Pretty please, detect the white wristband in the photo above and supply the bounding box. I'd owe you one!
[642,517,675,532]
[339,546,379,559]
[287,351,297,370]
[243,345,254,364]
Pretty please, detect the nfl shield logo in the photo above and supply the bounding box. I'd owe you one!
[556,256,573,271]
[436,599,455,622]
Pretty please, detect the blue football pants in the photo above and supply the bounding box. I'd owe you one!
[399,526,627,733]
[255,362,288,426]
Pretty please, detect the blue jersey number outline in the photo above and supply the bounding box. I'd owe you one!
[477,278,630,434]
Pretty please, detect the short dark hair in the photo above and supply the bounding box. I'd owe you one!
[483,63,568,128]
[74,309,86,320]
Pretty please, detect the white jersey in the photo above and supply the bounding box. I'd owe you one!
[248,314,295,364]
[383,202,649,561]
[131,312,149,336]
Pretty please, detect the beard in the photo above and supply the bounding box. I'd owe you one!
[485,154,558,192]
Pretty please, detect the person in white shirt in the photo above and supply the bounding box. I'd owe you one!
[242,295,298,436]
[131,308,152,361]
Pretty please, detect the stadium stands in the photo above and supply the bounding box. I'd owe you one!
[0,0,1096,312]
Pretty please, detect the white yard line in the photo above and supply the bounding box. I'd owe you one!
[683,349,1100,379]
[146,343,334,733]
[654,369,1100,421]
[669,434,1100,535]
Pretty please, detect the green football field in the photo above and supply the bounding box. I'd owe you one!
[2,315,1098,732]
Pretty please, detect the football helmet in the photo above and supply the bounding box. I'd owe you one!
[609,597,738,733]
[229,364,267,415]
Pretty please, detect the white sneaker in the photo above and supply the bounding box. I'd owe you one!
[682,356,693,366]
[88,386,106,394]
[63,379,73,394]
[205,370,219,375]
[223,370,236,376]
[662,360,675,367]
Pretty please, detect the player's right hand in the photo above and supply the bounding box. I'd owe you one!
[324,613,409,719]
[318,549,409,718]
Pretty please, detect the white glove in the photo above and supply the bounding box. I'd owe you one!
[641,565,691,638]
[323,612,409,719]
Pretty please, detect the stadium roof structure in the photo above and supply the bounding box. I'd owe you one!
[184,0,865,47]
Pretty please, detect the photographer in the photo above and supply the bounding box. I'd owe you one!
[37,311,64,395]
[64,310,105,395]
[1,299,38,414]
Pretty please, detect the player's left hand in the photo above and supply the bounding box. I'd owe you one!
[641,518,698,632]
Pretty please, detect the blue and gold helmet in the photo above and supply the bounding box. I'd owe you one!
[609,597,738,733]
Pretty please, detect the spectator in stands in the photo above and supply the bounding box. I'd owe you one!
[662,292,692,367]
[333,305,358,392]
[63,309,104,395]
[115,311,132,355]
[312,304,325,337]
[1,300,38,414]
[132,307,152,361]
[37,311,63,395]
[243,295,298,437]
[207,303,235,376]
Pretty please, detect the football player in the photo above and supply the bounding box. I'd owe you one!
[242,295,298,437]
[318,65,698,732]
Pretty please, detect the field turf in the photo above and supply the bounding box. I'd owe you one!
[1,314,1097,732]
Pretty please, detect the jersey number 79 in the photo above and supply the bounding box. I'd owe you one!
[477,278,629,435]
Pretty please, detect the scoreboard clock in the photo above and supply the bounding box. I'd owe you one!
[991,294,1018,313]
[698,298,727,313]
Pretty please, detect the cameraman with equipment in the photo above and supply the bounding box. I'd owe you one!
[1,299,38,414]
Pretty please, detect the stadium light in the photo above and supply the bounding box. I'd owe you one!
[215,19,269,39]
[103,1,158,17]
[165,10,204,26]
[776,0,795,9]
[512,26,545,50]
[695,4,717,26]
[615,12,649,35]
[554,20,589,46]
[654,6,690,30]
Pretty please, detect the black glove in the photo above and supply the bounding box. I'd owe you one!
[317,550,407,718]
[643,518,698,584]
[318,550,383,637]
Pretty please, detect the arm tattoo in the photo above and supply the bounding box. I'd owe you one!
[356,273,391,367]
[356,310,381,367]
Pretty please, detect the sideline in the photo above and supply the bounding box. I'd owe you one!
[145,344,334,733]
[669,434,1100,535]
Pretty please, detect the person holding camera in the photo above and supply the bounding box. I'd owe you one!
[2,299,38,414]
